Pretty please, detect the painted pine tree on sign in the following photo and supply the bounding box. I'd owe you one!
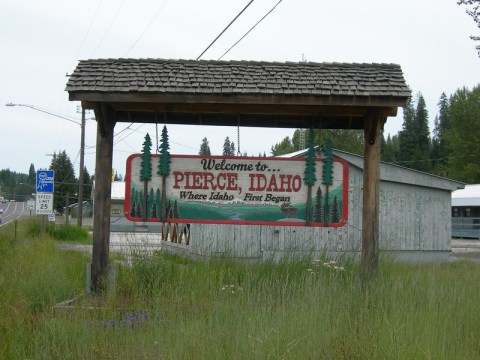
[322,138,333,226]
[140,133,152,221]
[314,186,323,223]
[157,126,171,222]
[303,129,317,226]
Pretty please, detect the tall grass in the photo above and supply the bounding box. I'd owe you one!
[1,221,480,359]
[24,218,92,243]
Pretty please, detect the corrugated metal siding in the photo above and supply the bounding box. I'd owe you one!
[189,165,451,258]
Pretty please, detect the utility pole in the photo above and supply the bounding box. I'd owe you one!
[77,106,86,226]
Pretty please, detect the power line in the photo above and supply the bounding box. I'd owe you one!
[197,0,255,60]
[74,0,104,62]
[91,0,127,57]
[218,0,283,60]
[124,0,172,56]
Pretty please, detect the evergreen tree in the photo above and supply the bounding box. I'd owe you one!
[230,141,236,156]
[199,137,211,155]
[28,163,36,185]
[411,93,431,172]
[136,189,143,218]
[222,137,234,156]
[445,85,480,182]
[130,187,137,217]
[272,128,363,156]
[0,169,29,201]
[151,201,158,218]
[80,166,93,201]
[397,92,431,171]
[49,150,77,213]
[136,202,142,218]
[314,186,323,223]
[431,92,451,175]
[155,188,161,219]
[330,195,340,223]
[147,187,155,218]
[270,136,295,155]
[173,200,180,219]
[322,138,334,225]
[140,133,152,221]
[316,129,363,155]
[398,96,416,166]
[157,126,171,222]
[130,199,137,217]
[381,132,398,162]
[303,130,317,225]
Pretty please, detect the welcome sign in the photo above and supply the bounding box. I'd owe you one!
[125,155,348,227]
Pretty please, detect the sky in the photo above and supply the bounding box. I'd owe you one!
[1,0,478,178]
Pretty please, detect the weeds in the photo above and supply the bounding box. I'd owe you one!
[1,220,480,359]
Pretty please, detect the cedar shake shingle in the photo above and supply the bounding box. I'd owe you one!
[66,58,410,98]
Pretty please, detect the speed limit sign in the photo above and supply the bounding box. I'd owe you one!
[36,193,54,214]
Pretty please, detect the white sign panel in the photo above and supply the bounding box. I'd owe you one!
[48,213,56,222]
[36,193,54,214]
[27,199,35,210]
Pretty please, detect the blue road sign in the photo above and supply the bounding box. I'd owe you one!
[36,170,54,193]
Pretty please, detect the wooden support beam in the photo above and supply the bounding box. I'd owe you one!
[361,112,383,278]
[91,104,115,292]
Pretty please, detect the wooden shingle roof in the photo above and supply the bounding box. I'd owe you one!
[66,58,410,97]
[66,58,410,129]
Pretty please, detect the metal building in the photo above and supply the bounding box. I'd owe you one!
[163,149,463,262]
[452,184,480,238]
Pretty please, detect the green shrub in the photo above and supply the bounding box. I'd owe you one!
[47,224,91,243]
[24,219,91,243]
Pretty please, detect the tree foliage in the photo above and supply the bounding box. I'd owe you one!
[445,85,480,182]
[303,130,317,186]
[457,0,480,56]
[140,133,152,181]
[271,129,363,157]
[199,137,211,156]
[314,186,323,223]
[431,93,451,175]
[0,169,29,201]
[157,126,170,177]
[316,129,364,155]
[222,137,235,156]
[322,138,333,186]
[270,136,295,156]
[49,150,77,212]
[396,93,431,171]
[28,163,36,184]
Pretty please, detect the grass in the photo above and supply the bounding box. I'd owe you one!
[1,219,480,359]
[24,218,92,243]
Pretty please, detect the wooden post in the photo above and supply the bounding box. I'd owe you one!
[77,106,86,227]
[362,112,383,278]
[91,104,115,293]
[65,192,69,225]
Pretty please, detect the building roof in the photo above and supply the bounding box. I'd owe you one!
[280,147,464,192]
[452,184,480,206]
[66,59,410,98]
[66,59,410,130]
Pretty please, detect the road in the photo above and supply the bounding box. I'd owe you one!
[0,201,30,226]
